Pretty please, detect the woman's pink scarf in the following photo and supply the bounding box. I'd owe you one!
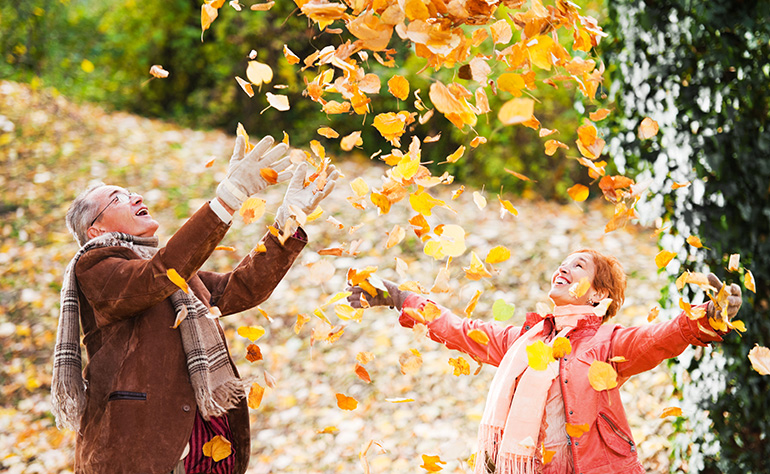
[474,305,600,474]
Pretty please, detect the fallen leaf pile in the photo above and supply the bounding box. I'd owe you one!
[0,80,731,473]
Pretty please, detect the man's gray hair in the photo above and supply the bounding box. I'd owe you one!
[66,184,106,247]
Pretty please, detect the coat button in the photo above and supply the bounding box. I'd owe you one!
[575,442,579,446]
[564,379,569,383]
[182,404,191,412]
[569,410,573,415]
[525,325,530,330]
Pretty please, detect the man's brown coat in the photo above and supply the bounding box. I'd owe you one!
[72,203,305,474]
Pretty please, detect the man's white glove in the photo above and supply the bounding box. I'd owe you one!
[275,162,340,235]
[216,135,292,211]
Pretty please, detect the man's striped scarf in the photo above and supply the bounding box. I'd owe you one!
[51,232,245,432]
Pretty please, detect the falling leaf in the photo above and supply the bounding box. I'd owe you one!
[470,136,487,147]
[166,268,189,294]
[239,197,266,224]
[248,382,265,409]
[569,277,591,298]
[386,224,406,249]
[686,235,704,248]
[246,344,263,362]
[565,423,590,438]
[745,269,756,293]
[399,348,423,374]
[448,356,470,376]
[260,168,279,185]
[544,139,569,156]
[504,168,535,182]
[283,44,300,64]
[410,191,448,217]
[526,340,555,370]
[246,60,273,86]
[498,98,535,125]
[202,435,232,462]
[464,289,482,317]
[341,131,363,151]
[492,299,515,322]
[589,108,611,121]
[335,304,364,322]
[647,306,660,322]
[655,250,676,269]
[357,352,375,365]
[671,181,691,190]
[149,65,169,78]
[388,75,409,100]
[485,246,511,264]
[464,252,492,280]
[171,306,188,329]
[498,195,518,217]
[472,191,487,210]
[386,397,415,403]
[265,92,290,111]
[335,393,358,411]
[354,364,372,383]
[237,325,266,342]
[317,426,339,434]
[467,329,490,345]
[201,2,219,36]
[638,117,659,139]
[250,1,275,10]
[588,361,618,391]
[567,184,589,202]
[748,345,770,375]
[593,298,613,317]
[446,145,465,163]
[235,76,254,97]
[728,253,740,272]
[420,454,446,472]
[318,126,339,138]
[552,337,572,358]
[659,407,683,418]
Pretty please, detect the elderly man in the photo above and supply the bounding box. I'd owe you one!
[52,135,339,474]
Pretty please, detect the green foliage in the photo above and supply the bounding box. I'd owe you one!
[603,0,770,472]
[1,0,609,200]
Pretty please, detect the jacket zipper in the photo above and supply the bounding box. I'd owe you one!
[599,413,636,452]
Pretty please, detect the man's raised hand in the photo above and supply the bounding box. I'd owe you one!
[216,134,292,211]
[346,279,408,311]
[275,162,340,235]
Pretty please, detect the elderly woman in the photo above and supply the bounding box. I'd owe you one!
[347,249,742,474]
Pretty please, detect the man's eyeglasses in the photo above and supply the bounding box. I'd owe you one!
[90,191,133,227]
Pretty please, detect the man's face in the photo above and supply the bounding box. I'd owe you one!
[88,185,159,238]
[547,252,599,306]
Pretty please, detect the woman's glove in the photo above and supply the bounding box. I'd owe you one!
[706,272,743,321]
[275,162,339,234]
[216,135,292,210]
[346,279,409,310]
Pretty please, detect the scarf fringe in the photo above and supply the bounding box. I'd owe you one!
[496,453,538,474]
[475,424,503,474]
[197,378,252,420]
[50,378,86,431]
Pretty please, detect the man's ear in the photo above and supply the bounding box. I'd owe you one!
[86,226,104,240]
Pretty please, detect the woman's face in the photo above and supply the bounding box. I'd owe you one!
[548,252,603,306]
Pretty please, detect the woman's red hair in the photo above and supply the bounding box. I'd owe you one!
[573,249,627,321]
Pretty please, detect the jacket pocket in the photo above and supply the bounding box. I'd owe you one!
[108,390,147,402]
[597,412,636,455]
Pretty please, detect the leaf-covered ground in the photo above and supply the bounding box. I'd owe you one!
[0,81,680,473]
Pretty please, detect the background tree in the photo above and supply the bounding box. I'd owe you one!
[603,0,770,472]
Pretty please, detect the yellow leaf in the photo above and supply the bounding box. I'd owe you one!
[745,269,756,293]
[686,235,704,248]
[659,407,683,418]
[340,131,363,151]
[265,92,290,111]
[201,2,219,34]
[283,44,300,64]
[392,153,420,182]
[386,224,406,249]
[569,277,591,298]
[166,268,189,294]
[80,59,95,73]
[588,360,618,391]
[527,35,556,70]
[373,112,407,142]
[748,345,770,375]
[399,348,423,374]
[420,454,446,472]
[485,245,511,264]
[385,397,415,403]
[609,355,628,363]
[202,435,232,462]
[388,75,409,100]
[470,136,487,147]
[317,126,339,138]
[467,328,489,345]
[410,191,447,217]
[335,304,363,322]
[498,98,535,125]
[239,197,266,224]
[237,325,266,342]
[526,340,555,370]
[498,195,518,217]
[446,145,465,163]
[251,1,275,11]
[472,191,487,210]
[336,393,358,411]
[565,423,590,438]
[448,356,470,376]
[589,108,611,121]
[544,139,569,156]
[728,253,740,272]
[246,60,273,86]
[497,73,525,96]
[552,336,572,358]
[567,184,589,202]
[464,290,482,317]
[654,250,676,269]
[638,117,659,139]
[464,251,491,280]
[317,426,339,434]
[350,177,369,197]
[248,382,265,409]
[293,314,310,335]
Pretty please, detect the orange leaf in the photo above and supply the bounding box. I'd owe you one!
[235,76,254,97]
[420,454,446,472]
[686,235,704,248]
[283,44,300,64]
[448,356,470,376]
[202,435,232,462]
[239,197,266,224]
[647,306,660,322]
[588,360,618,391]
[166,268,189,294]
[245,344,263,362]
[544,139,569,156]
[498,98,535,125]
[464,289,482,317]
[248,382,265,409]
[745,269,756,293]
[609,355,628,363]
[638,117,659,139]
[589,108,611,121]
[565,423,590,438]
[446,145,465,163]
[467,329,490,345]
[354,364,372,383]
[294,313,310,334]
[567,184,589,202]
[552,337,572,359]
[388,75,410,101]
[659,407,683,418]
[260,168,278,185]
[748,345,770,375]
[464,252,491,280]
[335,393,358,411]
[317,126,339,138]
[340,131,363,151]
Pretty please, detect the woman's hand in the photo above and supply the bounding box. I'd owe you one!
[706,272,742,321]
[346,279,408,310]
